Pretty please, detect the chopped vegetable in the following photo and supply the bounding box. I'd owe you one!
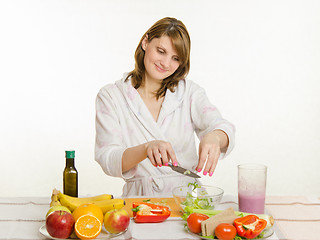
[234,215,267,239]
[181,192,214,210]
[188,182,199,191]
[132,202,171,223]
[180,182,215,211]
[182,207,274,230]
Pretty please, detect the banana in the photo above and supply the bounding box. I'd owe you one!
[50,196,62,207]
[94,198,126,214]
[89,193,114,201]
[50,189,62,207]
[57,191,121,213]
[57,191,113,202]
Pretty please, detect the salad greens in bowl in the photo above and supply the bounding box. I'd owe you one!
[172,182,224,212]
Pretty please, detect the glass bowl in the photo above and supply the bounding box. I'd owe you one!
[172,185,224,211]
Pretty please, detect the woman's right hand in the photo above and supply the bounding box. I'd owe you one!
[145,140,178,167]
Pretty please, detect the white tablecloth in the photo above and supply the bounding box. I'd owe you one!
[3,195,316,239]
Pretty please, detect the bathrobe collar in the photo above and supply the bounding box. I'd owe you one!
[115,73,187,140]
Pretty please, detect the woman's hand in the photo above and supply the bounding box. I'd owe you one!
[146,140,178,167]
[197,130,229,176]
[122,140,178,172]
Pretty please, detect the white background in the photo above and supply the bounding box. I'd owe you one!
[0,0,319,198]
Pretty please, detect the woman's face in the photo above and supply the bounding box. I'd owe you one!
[142,35,180,83]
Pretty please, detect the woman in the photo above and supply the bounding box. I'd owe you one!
[95,17,235,196]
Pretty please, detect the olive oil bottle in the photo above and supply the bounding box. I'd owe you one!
[63,150,78,197]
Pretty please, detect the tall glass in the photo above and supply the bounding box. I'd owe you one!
[238,164,267,214]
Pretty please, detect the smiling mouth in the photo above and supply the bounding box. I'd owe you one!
[155,64,167,73]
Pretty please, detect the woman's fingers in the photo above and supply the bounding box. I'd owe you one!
[197,146,208,173]
[204,148,220,176]
[166,143,178,166]
[153,148,163,166]
[147,148,156,166]
[146,140,177,167]
[158,147,168,166]
[197,143,221,177]
[208,148,220,176]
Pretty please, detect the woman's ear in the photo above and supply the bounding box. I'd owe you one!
[141,34,148,51]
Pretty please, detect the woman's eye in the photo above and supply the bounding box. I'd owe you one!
[157,49,165,54]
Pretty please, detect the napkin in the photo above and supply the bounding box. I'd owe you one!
[266,196,320,240]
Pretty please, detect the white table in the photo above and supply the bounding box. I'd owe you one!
[1,195,319,239]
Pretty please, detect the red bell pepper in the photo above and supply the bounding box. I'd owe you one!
[132,202,171,223]
[234,215,267,239]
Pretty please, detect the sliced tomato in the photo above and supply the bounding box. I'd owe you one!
[214,223,237,240]
[187,213,209,234]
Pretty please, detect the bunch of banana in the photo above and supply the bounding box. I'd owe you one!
[52,189,125,214]
[50,189,62,207]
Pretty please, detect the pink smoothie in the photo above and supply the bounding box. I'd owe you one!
[238,192,265,214]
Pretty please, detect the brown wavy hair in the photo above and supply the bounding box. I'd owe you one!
[126,17,191,99]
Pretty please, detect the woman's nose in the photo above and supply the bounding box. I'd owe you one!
[160,56,171,69]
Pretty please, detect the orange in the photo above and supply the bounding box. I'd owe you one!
[74,215,102,240]
[72,204,104,224]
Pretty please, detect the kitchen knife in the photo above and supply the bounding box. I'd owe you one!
[167,162,201,178]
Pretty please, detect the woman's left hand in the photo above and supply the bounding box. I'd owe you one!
[196,130,228,176]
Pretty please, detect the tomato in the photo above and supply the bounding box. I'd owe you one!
[214,223,237,240]
[187,213,209,234]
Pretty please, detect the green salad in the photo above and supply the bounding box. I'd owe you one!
[180,182,216,213]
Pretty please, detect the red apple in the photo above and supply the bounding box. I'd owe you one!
[104,209,130,234]
[46,210,74,239]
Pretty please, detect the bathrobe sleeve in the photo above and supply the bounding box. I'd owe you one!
[95,86,136,179]
[189,83,235,158]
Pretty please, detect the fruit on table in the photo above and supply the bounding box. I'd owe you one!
[50,188,113,205]
[187,213,209,234]
[75,214,102,240]
[104,208,130,234]
[93,198,126,214]
[57,190,113,202]
[46,205,71,218]
[56,190,124,213]
[50,191,62,207]
[54,188,113,204]
[214,223,237,240]
[72,203,104,224]
[46,210,75,239]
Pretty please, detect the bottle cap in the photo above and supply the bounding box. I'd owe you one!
[65,150,75,158]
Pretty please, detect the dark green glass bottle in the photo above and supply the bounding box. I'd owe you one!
[63,150,78,197]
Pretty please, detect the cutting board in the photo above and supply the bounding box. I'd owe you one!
[122,197,183,218]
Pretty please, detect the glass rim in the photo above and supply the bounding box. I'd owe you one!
[238,163,267,171]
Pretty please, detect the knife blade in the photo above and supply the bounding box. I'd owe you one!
[167,162,201,178]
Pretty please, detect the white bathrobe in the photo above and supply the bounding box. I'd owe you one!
[95,74,235,197]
